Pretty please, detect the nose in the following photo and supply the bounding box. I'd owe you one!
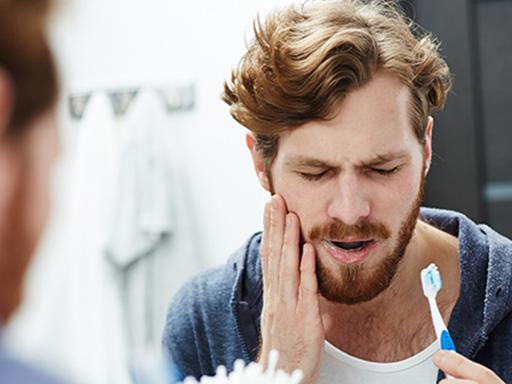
[326,173,371,225]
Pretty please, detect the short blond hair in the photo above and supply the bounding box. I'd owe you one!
[222,0,451,168]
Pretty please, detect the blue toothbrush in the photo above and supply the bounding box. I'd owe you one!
[420,263,456,352]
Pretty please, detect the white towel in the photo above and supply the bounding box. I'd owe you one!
[106,89,174,268]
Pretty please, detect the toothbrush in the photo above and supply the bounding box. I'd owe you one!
[420,263,456,352]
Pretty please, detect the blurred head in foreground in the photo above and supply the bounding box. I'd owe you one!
[0,0,59,325]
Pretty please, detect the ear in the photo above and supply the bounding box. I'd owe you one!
[423,116,433,175]
[0,68,13,139]
[246,133,272,192]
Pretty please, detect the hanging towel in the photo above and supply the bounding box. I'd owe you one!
[66,92,131,384]
[106,89,174,269]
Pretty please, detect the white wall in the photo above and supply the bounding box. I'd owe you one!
[49,0,295,266]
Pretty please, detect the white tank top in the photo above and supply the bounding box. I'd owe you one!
[317,340,439,384]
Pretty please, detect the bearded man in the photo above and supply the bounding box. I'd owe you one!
[163,1,511,383]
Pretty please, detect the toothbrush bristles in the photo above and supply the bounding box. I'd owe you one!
[421,263,442,296]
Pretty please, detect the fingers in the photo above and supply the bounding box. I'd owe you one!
[433,351,505,383]
[299,243,318,302]
[279,213,301,304]
[268,195,286,300]
[261,194,318,316]
[258,197,325,382]
[261,202,271,284]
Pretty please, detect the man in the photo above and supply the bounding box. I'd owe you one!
[0,0,61,382]
[163,1,510,383]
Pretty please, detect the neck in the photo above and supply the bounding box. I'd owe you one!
[320,219,460,361]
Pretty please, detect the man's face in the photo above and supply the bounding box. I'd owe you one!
[266,72,431,305]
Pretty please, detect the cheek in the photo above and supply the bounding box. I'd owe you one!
[21,159,52,246]
[23,122,58,242]
[33,162,52,223]
[370,171,423,228]
[374,180,414,206]
[274,177,327,234]
[282,188,316,216]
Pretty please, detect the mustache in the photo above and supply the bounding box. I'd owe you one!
[309,219,391,242]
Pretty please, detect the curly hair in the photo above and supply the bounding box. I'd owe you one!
[222,0,452,169]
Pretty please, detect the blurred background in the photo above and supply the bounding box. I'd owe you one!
[3,0,511,383]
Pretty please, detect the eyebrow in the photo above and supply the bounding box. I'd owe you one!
[362,151,410,168]
[284,157,335,168]
[285,151,411,169]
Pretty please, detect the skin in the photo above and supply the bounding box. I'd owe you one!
[248,71,504,383]
[0,68,58,324]
[434,351,505,384]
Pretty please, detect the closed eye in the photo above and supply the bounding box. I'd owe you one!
[298,170,329,181]
[371,166,400,176]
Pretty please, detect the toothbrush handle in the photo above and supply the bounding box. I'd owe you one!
[440,330,457,380]
[428,298,457,380]
[428,297,447,340]
[440,330,456,351]
[428,297,457,351]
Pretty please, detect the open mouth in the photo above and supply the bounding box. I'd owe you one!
[326,239,375,251]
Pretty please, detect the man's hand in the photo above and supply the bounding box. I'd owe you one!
[434,350,505,383]
[258,195,325,384]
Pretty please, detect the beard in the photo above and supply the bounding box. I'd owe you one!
[310,173,425,305]
[0,161,39,323]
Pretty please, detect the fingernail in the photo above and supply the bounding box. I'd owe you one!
[286,214,291,226]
